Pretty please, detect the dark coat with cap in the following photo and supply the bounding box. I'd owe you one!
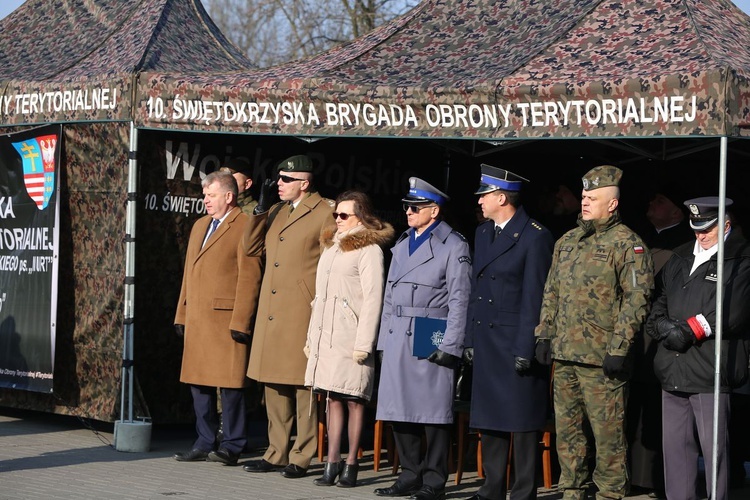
[646,230,750,393]
[376,221,471,424]
[465,207,553,431]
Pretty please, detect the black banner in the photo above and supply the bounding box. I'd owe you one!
[0,124,61,393]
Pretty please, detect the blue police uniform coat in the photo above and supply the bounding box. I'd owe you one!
[376,221,472,424]
[466,207,553,432]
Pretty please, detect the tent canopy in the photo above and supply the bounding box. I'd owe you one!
[0,0,252,125]
[134,0,750,138]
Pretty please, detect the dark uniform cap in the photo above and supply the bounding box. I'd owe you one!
[582,165,622,190]
[475,163,529,195]
[221,158,253,176]
[276,154,313,173]
[402,177,450,205]
[683,196,733,231]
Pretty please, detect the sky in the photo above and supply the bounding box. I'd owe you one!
[0,1,750,23]
[1,0,750,19]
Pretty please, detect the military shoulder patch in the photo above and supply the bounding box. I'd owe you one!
[458,256,472,265]
[633,245,645,254]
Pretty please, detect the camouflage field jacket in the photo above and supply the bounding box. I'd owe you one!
[535,212,654,366]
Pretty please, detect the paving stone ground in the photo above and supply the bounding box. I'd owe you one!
[1,408,748,500]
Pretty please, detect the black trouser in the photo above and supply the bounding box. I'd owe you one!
[392,422,450,490]
[478,430,539,500]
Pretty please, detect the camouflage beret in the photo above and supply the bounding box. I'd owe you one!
[276,155,313,173]
[582,165,622,190]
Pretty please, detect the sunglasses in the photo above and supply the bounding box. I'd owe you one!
[332,212,356,221]
[278,174,306,183]
[403,203,435,213]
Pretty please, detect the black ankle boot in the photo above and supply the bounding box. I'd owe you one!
[337,462,359,488]
[313,460,344,486]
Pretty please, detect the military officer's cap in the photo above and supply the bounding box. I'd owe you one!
[683,196,733,231]
[276,154,313,173]
[221,158,253,177]
[402,177,450,205]
[474,164,529,195]
[582,165,622,191]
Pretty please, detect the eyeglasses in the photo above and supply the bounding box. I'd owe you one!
[278,174,306,183]
[332,212,356,221]
[403,203,435,213]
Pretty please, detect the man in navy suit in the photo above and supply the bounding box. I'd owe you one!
[463,164,554,500]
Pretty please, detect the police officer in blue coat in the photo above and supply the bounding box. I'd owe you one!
[463,165,554,500]
[375,177,472,500]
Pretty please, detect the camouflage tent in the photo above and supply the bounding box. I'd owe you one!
[134,0,750,139]
[0,0,251,422]
[2,0,750,424]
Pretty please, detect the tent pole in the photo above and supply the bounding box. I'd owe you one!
[711,136,728,499]
[114,122,150,452]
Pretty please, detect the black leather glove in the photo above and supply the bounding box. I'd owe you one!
[462,347,474,365]
[662,320,695,352]
[535,339,551,366]
[230,330,251,344]
[652,316,675,341]
[427,348,459,368]
[515,356,531,373]
[253,178,277,215]
[602,353,627,379]
[175,324,184,338]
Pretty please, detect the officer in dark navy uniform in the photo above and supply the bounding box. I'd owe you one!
[462,165,554,500]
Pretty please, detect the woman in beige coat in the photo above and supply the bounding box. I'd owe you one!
[304,190,394,488]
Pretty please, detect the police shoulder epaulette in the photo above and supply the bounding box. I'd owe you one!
[451,230,467,241]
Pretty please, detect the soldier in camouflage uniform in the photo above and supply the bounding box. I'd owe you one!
[535,166,654,500]
[221,158,258,216]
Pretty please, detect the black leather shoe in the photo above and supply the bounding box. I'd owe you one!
[374,481,422,497]
[243,459,283,473]
[280,463,307,478]
[207,448,239,465]
[410,485,445,500]
[313,460,344,486]
[337,462,359,488]
[173,448,209,462]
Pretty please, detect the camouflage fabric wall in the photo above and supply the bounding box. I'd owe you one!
[0,123,128,422]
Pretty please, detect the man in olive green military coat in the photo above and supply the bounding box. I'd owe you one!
[244,155,334,479]
[535,165,654,500]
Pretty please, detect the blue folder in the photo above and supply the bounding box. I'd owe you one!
[413,316,448,358]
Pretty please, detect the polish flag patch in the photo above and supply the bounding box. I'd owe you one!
[633,246,644,254]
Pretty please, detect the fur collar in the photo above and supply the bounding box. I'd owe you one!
[321,222,395,252]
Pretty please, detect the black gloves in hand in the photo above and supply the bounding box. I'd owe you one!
[535,339,552,366]
[427,349,459,368]
[515,356,531,373]
[462,347,474,365]
[602,353,627,378]
[253,178,278,215]
[230,330,251,344]
[663,321,695,352]
[653,317,675,341]
[175,324,185,338]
